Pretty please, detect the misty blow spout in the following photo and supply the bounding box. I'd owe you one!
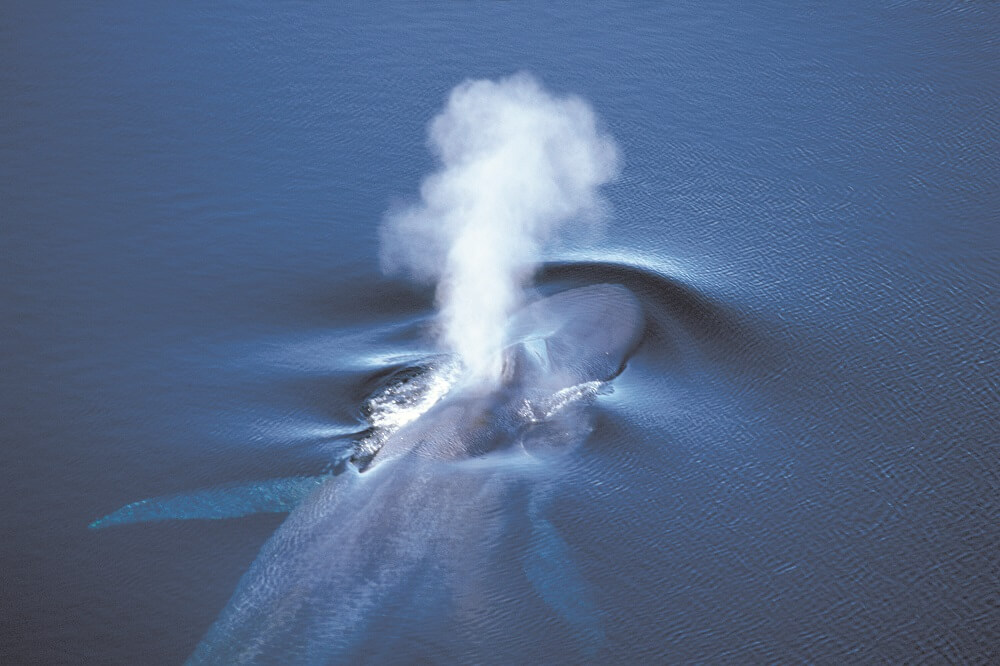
[380,72,621,386]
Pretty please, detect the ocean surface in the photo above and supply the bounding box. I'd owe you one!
[2,2,997,663]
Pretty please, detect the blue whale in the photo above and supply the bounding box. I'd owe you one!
[92,283,644,663]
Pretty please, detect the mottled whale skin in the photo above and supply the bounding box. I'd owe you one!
[101,284,644,664]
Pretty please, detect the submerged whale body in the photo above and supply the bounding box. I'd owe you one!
[94,284,644,663]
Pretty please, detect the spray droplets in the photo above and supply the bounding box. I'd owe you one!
[381,73,620,387]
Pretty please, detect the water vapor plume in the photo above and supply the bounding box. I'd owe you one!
[381,73,620,386]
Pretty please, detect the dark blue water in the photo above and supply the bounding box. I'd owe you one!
[2,2,997,663]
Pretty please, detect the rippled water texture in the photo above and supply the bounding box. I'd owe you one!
[2,2,997,663]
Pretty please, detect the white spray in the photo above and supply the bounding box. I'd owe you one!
[381,73,620,387]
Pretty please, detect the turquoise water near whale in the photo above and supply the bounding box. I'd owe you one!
[1,2,997,663]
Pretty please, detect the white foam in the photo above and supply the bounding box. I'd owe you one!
[355,361,461,459]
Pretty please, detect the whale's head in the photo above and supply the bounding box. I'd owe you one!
[501,283,645,394]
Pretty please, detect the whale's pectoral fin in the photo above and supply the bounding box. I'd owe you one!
[524,493,605,653]
[89,475,329,529]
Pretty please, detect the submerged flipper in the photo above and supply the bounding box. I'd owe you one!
[524,492,605,653]
[89,475,329,529]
